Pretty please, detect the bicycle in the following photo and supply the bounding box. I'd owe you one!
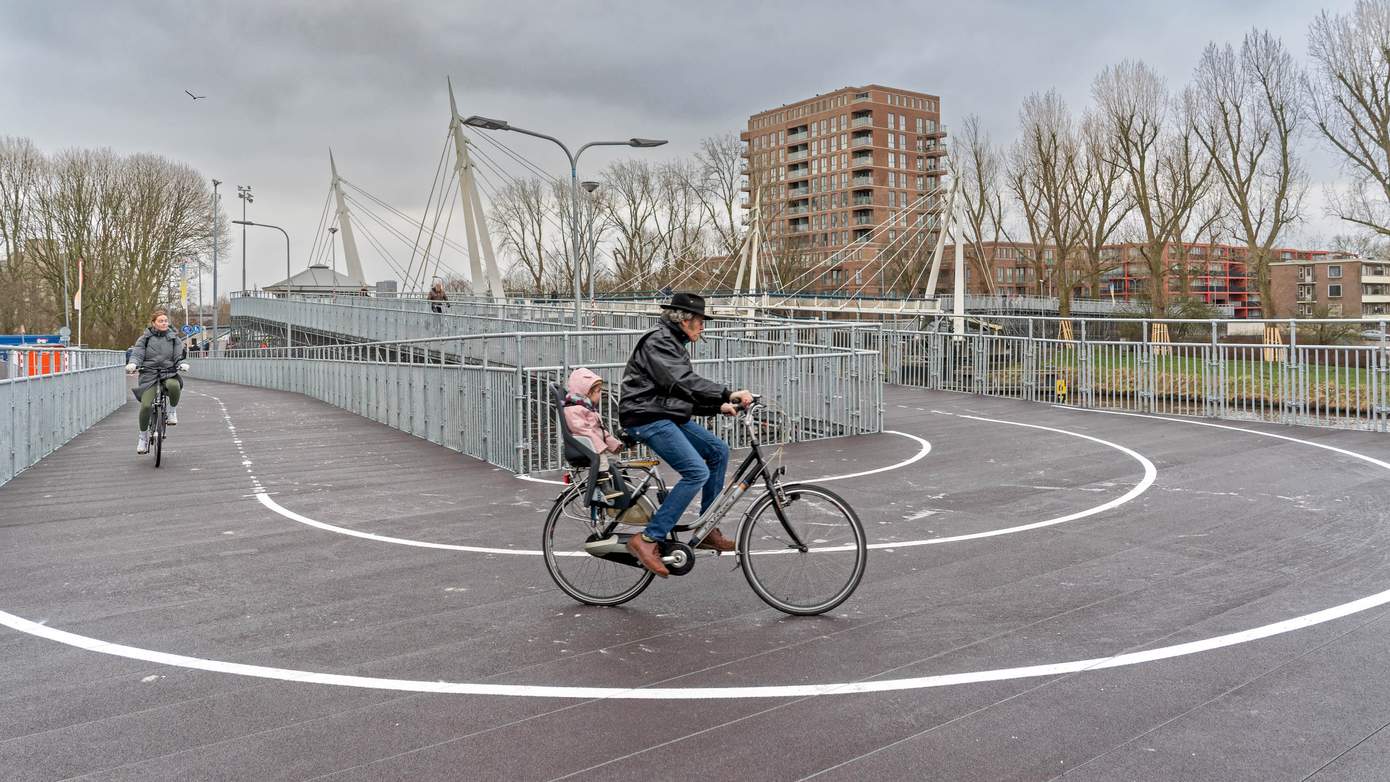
[147,368,177,468]
[541,392,868,616]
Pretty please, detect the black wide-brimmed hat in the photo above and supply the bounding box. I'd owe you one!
[660,292,709,319]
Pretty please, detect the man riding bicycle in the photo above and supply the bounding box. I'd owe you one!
[618,292,753,577]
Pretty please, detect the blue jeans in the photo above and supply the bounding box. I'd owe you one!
[628,419,730,542]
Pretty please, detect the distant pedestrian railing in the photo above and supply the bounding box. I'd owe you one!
[191,327,882,474]
[873,315,1390,432]
[1,347,128,486]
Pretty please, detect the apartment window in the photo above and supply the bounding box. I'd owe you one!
[1329,303,1344,317]
[888,171,897,187]
[916,117,925,134]
[1329,264,1343,278]
[1329,283,1343,298]
[840,132,847,147]
[888,191,897,208]
[887,134,896,150]
[887,112,895,128]
[779,130,785,144]
[888,152,896,168]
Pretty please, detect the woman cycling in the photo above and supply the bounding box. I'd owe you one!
[617,292,753,577]
[125,309,189,454]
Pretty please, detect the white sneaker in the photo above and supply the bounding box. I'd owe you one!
[137,432,150,454]
[166,408,178,426]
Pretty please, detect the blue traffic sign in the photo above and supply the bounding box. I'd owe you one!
[181,325,194,335]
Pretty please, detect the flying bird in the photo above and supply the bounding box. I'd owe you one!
[184,90,206,101]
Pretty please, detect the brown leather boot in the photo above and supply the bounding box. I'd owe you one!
[626,534,669,578]
[696,528,736,552]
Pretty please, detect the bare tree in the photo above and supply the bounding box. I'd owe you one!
[489,177,551,293]
[1073,112,1133,298]
[1015,90,1088,315]
[1004,140,1050,296]
[650,160,712,289]
[1306,0,1390,239]
[0,137,52,332]
[953,115,1006,295]
[601,159,663,291]
[690,133,748,266]
[1093,60,1212,314]
[1191,30,1305,316]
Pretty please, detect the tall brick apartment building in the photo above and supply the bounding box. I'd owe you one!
[741,85,948,294]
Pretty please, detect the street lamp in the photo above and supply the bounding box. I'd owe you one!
[211,179,221,353]
[462,114,666,326]
[328,226,339,299]
[580,180,601,300]
[233,219,292,349]
[236,185,254,293]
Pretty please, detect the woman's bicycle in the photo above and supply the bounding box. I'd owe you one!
[541,393,867,616]
[148,369,176,468]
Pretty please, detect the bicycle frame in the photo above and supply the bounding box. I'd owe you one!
[682,404,808,553]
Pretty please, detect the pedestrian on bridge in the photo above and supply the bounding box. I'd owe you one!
[428,281,449,314]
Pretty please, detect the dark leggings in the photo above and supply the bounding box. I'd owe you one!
[139,379,181,431]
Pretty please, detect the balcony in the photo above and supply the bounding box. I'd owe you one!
[851,115,873,129]
[851,175,873,187]
[787,130,809,143]
[787,149,808,162]
[852,194,873,206]
[1365,273,1390,284]
[787,205,809,215]
[924,124,948,137]
[787,165,809,180]
[851,154,874,168]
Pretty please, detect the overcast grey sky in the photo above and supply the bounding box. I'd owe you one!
[0,0,1363,292]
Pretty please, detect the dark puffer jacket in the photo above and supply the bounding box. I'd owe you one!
[130,326,187,401]
[618,320,730,428]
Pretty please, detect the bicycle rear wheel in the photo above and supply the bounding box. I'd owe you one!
[738,483,866,616]
[542,484,656,607]
[152,402,166,468]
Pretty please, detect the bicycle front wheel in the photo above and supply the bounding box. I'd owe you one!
[542,485,655,607]
[153,403,166,468]
[738,483,866,616]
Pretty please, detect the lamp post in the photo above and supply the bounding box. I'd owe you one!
[580,179,601,301]
[211,179,221,354]
[236,185,253,293]
[462,115,665,326]
[233,220,292,349]
[328,226,339,299]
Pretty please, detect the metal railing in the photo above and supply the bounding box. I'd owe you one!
[1,347,127,486]
[192,326,883,474]
[876,315,1390,432]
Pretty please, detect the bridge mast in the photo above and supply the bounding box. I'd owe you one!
[447,77,507,300]
[329,150,367,285]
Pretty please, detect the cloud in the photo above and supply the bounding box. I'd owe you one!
[0,0,1367,290]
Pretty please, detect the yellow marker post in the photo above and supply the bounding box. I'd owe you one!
[1055,377,1068,401]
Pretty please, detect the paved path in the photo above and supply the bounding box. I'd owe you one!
[3,381,1390,780]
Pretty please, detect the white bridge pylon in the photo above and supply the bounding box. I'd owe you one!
[448,77,507,301]
[329,149,367,285]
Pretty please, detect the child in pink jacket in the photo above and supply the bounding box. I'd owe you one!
[563,367,623,472]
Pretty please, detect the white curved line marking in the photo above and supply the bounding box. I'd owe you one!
[255,492,561,556]
[858,413,1157,551]
[515,430,931,486]
[261,417,1150,555]
[3,584,1388,699]
[0,414,1373,699]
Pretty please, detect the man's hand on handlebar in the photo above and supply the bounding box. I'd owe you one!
[729,390,755,408]
[720,402,738,416]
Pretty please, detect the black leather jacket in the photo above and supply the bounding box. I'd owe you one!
[618,321,730,428]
